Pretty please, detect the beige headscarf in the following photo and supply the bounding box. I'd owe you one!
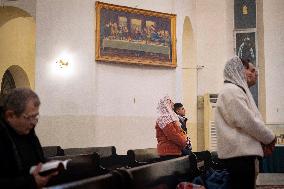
[156,95,179,129]
[224,56,261,118]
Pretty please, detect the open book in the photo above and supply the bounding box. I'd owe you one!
[29,159,70,176]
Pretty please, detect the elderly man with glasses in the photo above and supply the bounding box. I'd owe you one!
[0,88,57,189]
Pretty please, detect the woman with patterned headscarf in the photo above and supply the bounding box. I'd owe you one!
[215,56,276,189]
[155,96,189,159]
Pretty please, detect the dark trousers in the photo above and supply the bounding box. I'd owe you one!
[221,156,258,189]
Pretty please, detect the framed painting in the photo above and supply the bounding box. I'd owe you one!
[234,0,256,29]
[235,30,258,106]
[95,1,177,67]
[235,31,256,63]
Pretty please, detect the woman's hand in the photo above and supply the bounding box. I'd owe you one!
[262,136,277,157]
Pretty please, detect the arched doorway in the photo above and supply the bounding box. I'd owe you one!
[0,6,35,93]
[182,16,199,151]
[0,70,16,97]
[0,65,30,100]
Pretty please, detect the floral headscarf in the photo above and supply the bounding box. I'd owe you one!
[156,95,179,129]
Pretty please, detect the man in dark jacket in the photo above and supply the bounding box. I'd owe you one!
[173,103,188,134]
[0,88,57,189]
[173,103,192,155]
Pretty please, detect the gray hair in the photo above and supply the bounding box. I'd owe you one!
[1,88,40,116]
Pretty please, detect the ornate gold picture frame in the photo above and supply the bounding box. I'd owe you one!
[95,2,177,67]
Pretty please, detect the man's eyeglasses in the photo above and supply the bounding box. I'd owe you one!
[22,113,40,123]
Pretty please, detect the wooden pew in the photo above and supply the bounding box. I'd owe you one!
[91,146,129,169]
[99,154,129,170]
[119,155,194,189]
[46,172,124,189]
[63,146,129,170]
[49,150,129,173]
[63,146,116,157]
[43,146,64,158]
[193,151,212,171]
[209,151,223,170]
[127,148,160,167]
[47,155,199,189]
[47,153,108,186]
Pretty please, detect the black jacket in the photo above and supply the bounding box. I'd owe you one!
[0,109,45,189]
[178,115,188,134]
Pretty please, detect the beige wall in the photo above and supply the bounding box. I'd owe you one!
[37,115,156,154]
[263,0,284,123]
[0,7,35,89]
[195,0,229,95]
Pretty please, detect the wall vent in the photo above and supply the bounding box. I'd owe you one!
[204,93,218,151]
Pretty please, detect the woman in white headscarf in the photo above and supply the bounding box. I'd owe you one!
[155,96,189,159]
[215,56,276,189]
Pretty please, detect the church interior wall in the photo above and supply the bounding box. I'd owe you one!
[195,0,230,96]
[263,0,284,124]
[0,0,283,153]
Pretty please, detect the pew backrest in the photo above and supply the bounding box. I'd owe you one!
[47,155,196,189]
[43,146,64,158]
[127,148,160,167]
[47,173,121,189]
[121,155,191,189]
[63,146,116,157]
[47,153,108,186]
[99,155,129,170]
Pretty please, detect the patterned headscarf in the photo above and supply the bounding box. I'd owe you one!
[156,95,179,129]
[224,56,261,118]
[224,56,248,90]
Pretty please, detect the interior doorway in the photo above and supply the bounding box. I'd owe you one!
[0,69,16,98]
[0,66,30,101]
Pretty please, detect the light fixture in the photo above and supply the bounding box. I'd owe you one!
[56,59,69,68]
[51,51,74,77]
